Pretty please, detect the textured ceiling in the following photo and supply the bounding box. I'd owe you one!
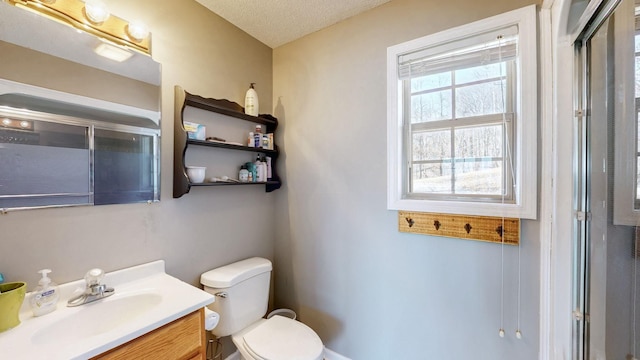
[194,0,391,48]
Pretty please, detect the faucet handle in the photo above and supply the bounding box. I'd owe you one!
[85,268,104,286]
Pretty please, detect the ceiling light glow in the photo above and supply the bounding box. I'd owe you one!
[84,0,109,24]
[94,42,133,62]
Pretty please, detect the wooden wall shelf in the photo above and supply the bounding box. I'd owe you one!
[173,86,281,198]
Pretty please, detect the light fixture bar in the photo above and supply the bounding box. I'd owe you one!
[1,118,34,131]
[7,0,151,56]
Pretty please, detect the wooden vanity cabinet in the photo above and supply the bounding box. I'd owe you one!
[91,308,206,360]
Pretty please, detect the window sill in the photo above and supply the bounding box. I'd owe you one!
[388,197,536,220]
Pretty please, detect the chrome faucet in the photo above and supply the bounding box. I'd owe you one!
[67,268,114,307]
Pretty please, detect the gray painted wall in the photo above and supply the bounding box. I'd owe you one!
[0,0,548,359]
[272,0,541,358]
[1,0,274,290]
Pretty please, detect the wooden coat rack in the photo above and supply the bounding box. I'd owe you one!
[398,211,520,245]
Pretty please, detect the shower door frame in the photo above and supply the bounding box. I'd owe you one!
[571,0,622,359]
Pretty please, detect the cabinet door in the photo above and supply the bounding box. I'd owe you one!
[92,309,204,360]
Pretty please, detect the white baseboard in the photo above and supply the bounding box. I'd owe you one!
[224,346,350,360]
[324,347,352,360]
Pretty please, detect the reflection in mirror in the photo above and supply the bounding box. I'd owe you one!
[614,0,640,223]
[0,1,161,211]
[636,12,640,207]
[0,117,90,209]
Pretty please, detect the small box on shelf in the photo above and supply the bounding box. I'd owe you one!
[184,121,205,140]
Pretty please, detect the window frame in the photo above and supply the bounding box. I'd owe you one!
[387,5,537,219]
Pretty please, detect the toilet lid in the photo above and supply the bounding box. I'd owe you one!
[243,315,324,360]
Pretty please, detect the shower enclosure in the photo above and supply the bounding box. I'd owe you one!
[572,0,640,358]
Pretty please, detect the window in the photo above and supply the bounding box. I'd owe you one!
[387,5,537,219]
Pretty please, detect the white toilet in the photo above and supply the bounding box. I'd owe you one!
[201,257,324,360]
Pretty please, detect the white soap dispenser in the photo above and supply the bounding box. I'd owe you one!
[244,83,259,116]
[29,269,59,316]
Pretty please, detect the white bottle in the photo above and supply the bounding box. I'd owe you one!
[261,158,267,182]
[255,155,264,182]
[266,156,272,179]
[29,269,59,316]
[244,83,259,116]
[248,132,255,147]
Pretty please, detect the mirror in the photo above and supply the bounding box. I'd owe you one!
[0,1,161,211]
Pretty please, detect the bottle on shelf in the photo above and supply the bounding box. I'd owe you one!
[239,165,249,182]
[255,155,264,182]
[248,132,254,147]
[245,162,256,182]
[266,156,272,179]
[244,83,259,116]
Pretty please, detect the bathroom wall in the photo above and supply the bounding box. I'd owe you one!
[0,0,274,290]
[272,0,542,359]
[1,1,548,358]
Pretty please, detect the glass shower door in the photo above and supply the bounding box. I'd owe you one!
[574,0,640,358]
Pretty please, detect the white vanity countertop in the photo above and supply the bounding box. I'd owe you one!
[0,260,214,360]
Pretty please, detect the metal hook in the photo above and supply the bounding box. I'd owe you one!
[405,217,414,228]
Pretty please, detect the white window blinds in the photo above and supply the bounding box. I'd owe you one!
[398,26,518,80]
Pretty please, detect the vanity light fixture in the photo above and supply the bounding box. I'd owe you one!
[0,118,34,131]
[94,42,133,62]
[6,0,151,56]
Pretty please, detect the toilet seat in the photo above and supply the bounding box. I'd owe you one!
[241,315,324,360]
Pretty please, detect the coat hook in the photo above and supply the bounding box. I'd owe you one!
[464,223,472,234]
[405,217,414,228]
[433,220,441,230]
[496,225,504,237]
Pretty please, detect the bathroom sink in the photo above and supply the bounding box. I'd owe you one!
[31,291,163,345]
[0,260,214,360]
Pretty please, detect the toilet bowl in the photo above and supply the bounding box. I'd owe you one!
[201,257,324,360]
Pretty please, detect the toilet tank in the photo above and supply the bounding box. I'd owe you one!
[201,257,272,337]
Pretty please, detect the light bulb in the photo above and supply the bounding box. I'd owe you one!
[2,119,11,126]
[498,329,505,338]
[126,20,148,41]
[20,121,30,128]
[84,0,110,24]
[515,330,522,339]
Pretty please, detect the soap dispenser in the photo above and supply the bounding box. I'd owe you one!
[29,269,59,316]
[244,83,259,116]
